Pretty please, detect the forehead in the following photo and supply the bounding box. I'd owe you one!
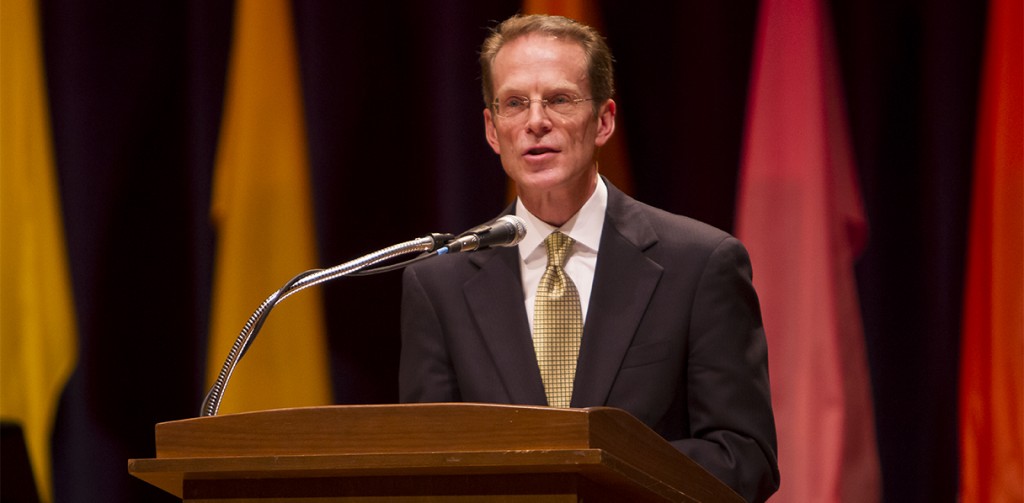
[491,33,589,95]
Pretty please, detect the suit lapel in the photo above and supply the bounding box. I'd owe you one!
[463,247,548,405]
[572,184,663,407]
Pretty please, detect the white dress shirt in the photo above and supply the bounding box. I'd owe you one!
[516,177,607,332]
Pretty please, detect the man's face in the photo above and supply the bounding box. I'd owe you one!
[483,33,615,200]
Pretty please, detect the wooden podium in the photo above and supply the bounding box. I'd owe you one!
[129,403,743,502]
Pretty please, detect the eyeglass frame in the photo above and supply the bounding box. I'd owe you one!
[490,94,596,119]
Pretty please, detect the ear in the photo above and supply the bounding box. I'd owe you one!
[594,99,617,148]
[483,107,501,154]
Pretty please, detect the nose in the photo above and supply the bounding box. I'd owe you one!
[525,100,552,136]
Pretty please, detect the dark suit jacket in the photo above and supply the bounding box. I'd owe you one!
[399,181,780,502]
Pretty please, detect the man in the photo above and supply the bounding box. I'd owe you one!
[400,14,779,503]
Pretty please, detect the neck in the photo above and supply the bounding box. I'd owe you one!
[519,173,598,227]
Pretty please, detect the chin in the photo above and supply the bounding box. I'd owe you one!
[514,170,571,192]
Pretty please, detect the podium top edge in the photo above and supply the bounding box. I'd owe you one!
[159,403,630,427]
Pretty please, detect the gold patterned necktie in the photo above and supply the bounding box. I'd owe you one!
[532,231,583,408]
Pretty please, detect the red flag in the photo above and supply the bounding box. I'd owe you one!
[959,0,1024,499]
[513,1,633,198]
[735,0,881,500]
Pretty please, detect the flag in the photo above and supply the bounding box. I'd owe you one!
[515,0,633,197]
[206,0,332,414]
[735,0,881,500]
[959,0,1024,499]
[0,0,79,500]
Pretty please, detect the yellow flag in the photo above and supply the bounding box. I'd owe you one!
[1,0,80,500]
[206,0,332,414]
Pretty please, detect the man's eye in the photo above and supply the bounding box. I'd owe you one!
[548,94,573,105]
[504,97,527,109]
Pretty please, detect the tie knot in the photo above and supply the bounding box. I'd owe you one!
[545,231,574,268]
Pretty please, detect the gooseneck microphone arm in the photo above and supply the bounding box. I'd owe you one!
[199,233,451,417]
[199,215,526,418]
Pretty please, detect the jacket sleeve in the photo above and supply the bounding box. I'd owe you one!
[398,265,461,403]
[673,236,780,503]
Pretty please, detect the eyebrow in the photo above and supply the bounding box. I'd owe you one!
[496,87,580,98]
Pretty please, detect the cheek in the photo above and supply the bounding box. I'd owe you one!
[566,117,596,142]
[497,127,525,155]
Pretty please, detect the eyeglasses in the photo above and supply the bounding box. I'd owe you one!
[491,94,594,119]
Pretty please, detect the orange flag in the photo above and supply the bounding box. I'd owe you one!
[517,0,633,196]
[958,0,1024,499]
[206,0,332,414]
[0,0,79,500]
[735,0,881,500]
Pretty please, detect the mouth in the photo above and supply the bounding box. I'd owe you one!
[524,146,559,157]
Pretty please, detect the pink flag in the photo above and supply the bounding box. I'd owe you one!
[735,0,881,501]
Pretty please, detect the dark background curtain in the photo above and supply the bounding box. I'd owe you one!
[39,1,985,501]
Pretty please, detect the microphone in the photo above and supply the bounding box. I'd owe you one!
[442,215,527,253]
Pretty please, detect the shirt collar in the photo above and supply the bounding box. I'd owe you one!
[516,177,608,263]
